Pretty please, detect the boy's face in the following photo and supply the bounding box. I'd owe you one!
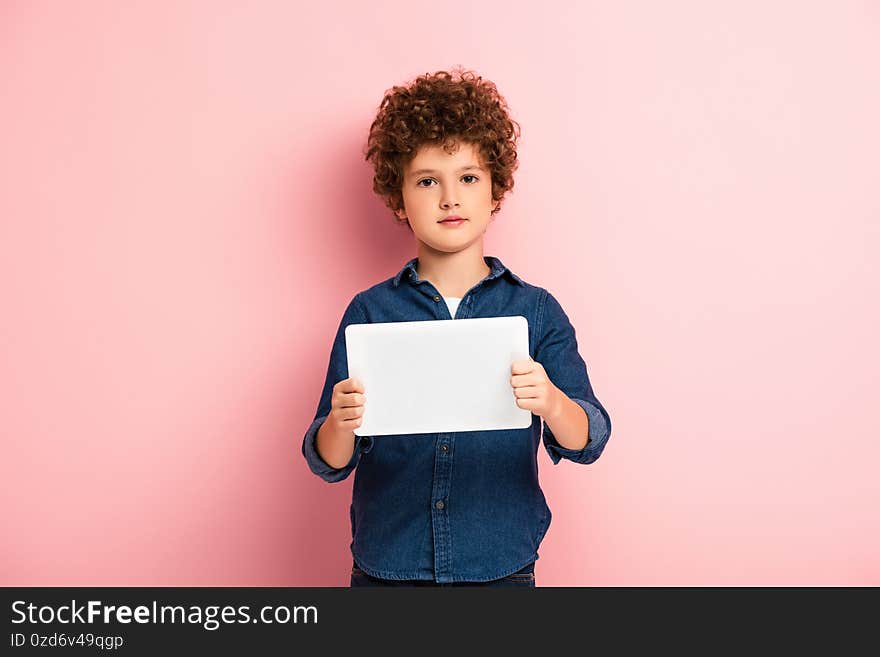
[395,140,500,250]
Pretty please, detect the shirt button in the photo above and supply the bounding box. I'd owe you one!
[435,500,445,510]
[433,295,440,302]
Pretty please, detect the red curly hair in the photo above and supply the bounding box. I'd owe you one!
[363,67,521,229]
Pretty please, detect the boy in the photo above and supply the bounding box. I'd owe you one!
[301,68,612,587]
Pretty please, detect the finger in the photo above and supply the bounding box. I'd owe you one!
[340,377,365,393]
[515,397,537,410]
[513,386,539,398]
[339,406,364,421]
[339,392,366,408]
[511,360,533,375]
[510,373,535,386]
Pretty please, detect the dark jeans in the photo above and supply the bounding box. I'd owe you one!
[350,561,536,587]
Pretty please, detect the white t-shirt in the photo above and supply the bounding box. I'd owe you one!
[443,296,462,318]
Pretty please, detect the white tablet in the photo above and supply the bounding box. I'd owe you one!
[345,316,532,436]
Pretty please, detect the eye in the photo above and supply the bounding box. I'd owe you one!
[416,175,480,187]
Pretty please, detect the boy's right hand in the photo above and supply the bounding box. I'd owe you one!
[327,377,366,432]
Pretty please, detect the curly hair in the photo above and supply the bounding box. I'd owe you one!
[364,67,521,229]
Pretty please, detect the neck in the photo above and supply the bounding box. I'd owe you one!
[415,241,491,298]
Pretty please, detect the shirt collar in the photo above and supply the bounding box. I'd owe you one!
[392,255,526,288]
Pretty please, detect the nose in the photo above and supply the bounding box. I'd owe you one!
[441,194,459,210]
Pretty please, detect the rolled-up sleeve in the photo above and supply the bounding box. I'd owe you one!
[535,289,612,465]
[301,293,374,482]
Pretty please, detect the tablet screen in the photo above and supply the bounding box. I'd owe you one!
[345,316,532,435]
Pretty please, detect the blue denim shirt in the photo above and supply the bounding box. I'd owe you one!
[301,255,612,583]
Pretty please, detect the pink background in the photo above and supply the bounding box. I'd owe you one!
[2,1,878,586]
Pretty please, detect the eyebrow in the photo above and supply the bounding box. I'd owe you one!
[409,165,485,176]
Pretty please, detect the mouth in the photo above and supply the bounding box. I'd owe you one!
[439,216,467,225]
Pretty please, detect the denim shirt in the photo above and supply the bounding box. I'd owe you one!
[301,255,612,583]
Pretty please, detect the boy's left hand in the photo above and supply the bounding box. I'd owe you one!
[510,357,564,419]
